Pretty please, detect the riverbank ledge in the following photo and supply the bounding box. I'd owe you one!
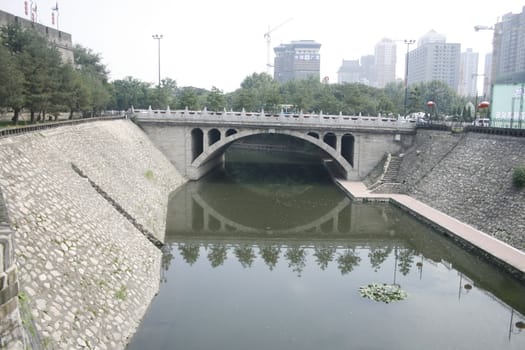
[0,120,186,349]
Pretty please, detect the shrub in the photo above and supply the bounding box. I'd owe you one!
[512,167,525,188]
[144,170,154,180]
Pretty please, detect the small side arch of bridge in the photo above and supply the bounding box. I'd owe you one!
[189,126,356,178]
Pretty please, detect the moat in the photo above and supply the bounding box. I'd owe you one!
[127,147,525,350]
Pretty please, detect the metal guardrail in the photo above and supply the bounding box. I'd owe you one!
[415,122,451,131]
[415,121,525,137]
[0,116,126,139]
[464,125,525,137]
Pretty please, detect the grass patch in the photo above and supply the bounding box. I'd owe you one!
[513,166,525,188]
[144,170,155,181]
[115,284,128,301]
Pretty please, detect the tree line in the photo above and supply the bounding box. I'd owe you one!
[0,23,476,125]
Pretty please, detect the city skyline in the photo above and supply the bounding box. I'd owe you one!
[0,0,522,92]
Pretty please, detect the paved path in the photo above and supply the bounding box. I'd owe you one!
[335,180,525,278]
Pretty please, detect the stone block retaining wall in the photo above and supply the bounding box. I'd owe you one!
[0,120,186,349]
[398,130,525,251]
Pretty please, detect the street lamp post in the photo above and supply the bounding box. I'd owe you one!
[152,34,163,87]
[404,39,416,117]
[471,74,485,119]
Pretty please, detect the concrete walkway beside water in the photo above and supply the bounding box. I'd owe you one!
[335,180,525,281]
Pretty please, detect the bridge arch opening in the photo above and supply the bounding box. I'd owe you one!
[323,133,337,149]
[191,128,204,161]
[191,130,354,181]
[209,214,221,231]
[341,133,354,166]
[337,204,351,232]
[208,128,221,146]
[227,133,324,162]
[321,218,334,233]
[226,129,237,137]
[308,132,319,139]
[192,199,204,230]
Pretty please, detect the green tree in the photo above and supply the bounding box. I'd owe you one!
[206,86,225,111]
[176,87,200,110]
[57,64,90,119]
[83,74,111,116]
[0,40,24,123]
[1,24,63,122]
[73,44,108,79]
[230,72,281,112]
[407,86,422,116]
[111,77,151,110]
[73,44,111,116]
[418,81,457,119]
[383,82,404,115]
[19,29,62,122]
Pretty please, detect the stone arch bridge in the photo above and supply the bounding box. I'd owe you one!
[133,108,416,180]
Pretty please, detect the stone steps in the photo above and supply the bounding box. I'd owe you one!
[382,155,402,183]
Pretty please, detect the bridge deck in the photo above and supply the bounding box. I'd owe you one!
[335,180,525,280]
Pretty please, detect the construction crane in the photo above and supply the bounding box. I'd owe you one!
[264,17,293,74]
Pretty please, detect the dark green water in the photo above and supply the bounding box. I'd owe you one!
[127,149,525,350]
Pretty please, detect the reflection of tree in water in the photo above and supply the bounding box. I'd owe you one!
[368,246,392,272]
[160,242,175,283]
[314,246,336,270]
[177,243,397,275]
[285,246,307,277]
[234,245,256,268]
[207,244,228,268]
[178,243,200,266]
[398,248,416,275]
[337,248,361,275]
[259,245,281,270]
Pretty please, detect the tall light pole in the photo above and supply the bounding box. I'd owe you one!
[404,39,415,117]
[471,74,485,119]
[152,34,163,87]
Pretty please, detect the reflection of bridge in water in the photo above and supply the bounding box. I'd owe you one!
[166,174,410,239]
[163,179,525,317]
[167,178,403,239]
[188,190,354,236]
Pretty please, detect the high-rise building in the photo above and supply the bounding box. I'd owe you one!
[458,48,479,97]
[407,30,461,92]
[273,40,321,84]
[374,38,397,88]
[337,55,376,85]
[491,6,525,83]
[360,55,376,85]
[337,60,360,83]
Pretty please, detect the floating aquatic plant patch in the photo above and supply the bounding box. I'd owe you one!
[359,283,408,303]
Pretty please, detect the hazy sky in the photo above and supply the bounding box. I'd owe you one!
[1,1,522,92]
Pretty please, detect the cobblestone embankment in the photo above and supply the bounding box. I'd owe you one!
[0,119,186,349]
[398,130,525,251]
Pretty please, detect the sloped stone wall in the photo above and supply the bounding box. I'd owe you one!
[0,120,186,349]
[399,130,525,251]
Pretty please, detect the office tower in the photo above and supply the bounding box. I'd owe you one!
[492,6,525,83]
[458,48,479,97]
[407,30,461,92]
[374,38,397,88]
[273,40,321,83]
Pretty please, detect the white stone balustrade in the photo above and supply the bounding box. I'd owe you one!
[131,107,417,132]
